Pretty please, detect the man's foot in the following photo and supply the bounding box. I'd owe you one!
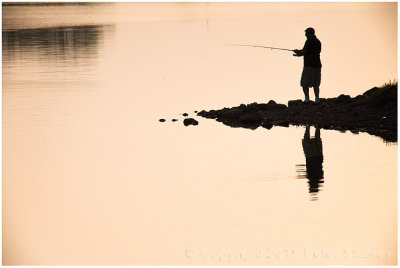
[304,96,310,103]
[315,98,320,104]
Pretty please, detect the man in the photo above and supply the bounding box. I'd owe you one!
[293,27,322,103]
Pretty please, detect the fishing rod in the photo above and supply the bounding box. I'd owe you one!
[227,44,294,52]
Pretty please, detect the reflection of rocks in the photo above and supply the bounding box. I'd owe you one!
[183,118,198,126]
[197,86,397,142]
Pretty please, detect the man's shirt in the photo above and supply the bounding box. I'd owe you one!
[303,35,322,68]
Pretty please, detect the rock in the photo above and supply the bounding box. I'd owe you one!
[197,110,207,117]
[200,109,218,119]
[272,120,289,127]
[239,104,246,110]
[267,100,276,105]
[172,119,178,122]
[183,118,199,126]
[290,111,300,116]
[182,113,188,117]
[258,102,286,111]
[363,87,379,97]
[273,103,287,110]
[238,113,263,125]
[159,119,166,122]
[246,102,260,112]
[288,99,303,107]
[262,120,273,129]
[219,108,243,121]
[335,94,351,103]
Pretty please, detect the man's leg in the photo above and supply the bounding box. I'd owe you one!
[302,86,310,102]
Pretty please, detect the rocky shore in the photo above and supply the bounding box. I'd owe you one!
[197,85,397,142]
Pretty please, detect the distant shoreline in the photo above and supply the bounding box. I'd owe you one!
[2,2,103,6]
[197,84,397,142]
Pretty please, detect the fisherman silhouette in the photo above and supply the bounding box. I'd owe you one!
[296,125,324,200]
[293,27,322,103]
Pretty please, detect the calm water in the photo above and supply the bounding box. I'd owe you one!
[3,3,397,265]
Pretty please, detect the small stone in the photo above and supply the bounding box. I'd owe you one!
[172,119,178,122]
[182,113,188,117]
[159,119,166,122]
[183,118,199,126]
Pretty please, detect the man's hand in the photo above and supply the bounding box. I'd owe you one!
[293,49,302,57]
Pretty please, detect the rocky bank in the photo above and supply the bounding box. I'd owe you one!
[197,86,397,142]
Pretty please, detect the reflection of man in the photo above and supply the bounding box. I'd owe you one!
[299,126,324,197]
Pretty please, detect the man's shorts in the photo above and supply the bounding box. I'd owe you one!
[301,66,321,88]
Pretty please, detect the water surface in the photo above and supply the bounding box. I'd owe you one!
[3,3,397,265]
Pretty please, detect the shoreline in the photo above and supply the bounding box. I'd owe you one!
[197,86,397,142]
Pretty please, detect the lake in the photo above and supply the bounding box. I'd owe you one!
[2,2,397,265]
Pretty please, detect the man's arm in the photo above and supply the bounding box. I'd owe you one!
[293,49,306,57]
[294,40,309,57]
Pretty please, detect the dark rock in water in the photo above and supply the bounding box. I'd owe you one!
[197,110,207,116]
[183,118,199,126]
[288,99,303,107]
[182,113,188,117]
[198,109,217,119]
[238,113,263,125]
[159,119,166,122]
[194,111,198,113]
[262,120,273,130]
[172,119,178,122]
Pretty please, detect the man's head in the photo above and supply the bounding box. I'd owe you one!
[305,27,315,38]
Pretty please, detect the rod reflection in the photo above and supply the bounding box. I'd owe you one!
[296,125,324,201]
